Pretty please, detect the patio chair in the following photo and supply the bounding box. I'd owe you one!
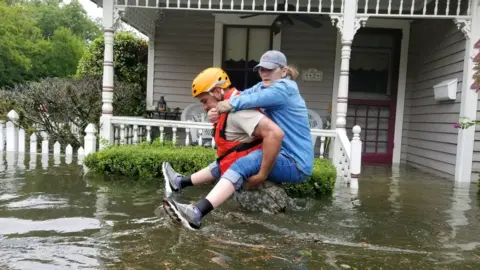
[181,103,214,146]
[307,108,323,147]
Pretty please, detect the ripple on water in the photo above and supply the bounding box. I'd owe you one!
[0,217,102,235]
[4,195,68,210]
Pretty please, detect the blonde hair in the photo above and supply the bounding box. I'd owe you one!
[285,65,299,80]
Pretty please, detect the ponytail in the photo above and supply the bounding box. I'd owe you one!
[284,65,299,81]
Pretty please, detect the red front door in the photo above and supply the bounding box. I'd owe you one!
[346,28,402,164]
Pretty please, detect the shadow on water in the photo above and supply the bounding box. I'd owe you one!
[0,152,480,269]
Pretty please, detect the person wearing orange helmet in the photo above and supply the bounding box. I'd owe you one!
[161,65,308,230]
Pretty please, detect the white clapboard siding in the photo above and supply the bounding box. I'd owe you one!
[402,19,465,178]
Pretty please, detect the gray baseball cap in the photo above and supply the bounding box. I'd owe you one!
[253,50,287,71]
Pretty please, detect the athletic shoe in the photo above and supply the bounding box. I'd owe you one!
[162,198,202,230]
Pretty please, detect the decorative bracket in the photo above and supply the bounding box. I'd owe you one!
[113,6,126,31]
[354,15,369,36]
[453,18,471,39]
[330,15,369,39]
[330,15,344,35]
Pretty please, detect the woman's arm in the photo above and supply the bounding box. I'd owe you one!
[228,80,291,112]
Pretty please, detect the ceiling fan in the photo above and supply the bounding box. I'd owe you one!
[239,3,323,35]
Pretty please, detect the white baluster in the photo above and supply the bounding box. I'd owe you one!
[320,136,325,158]
[30,134,37,153]
[0,121,4,151]
[84,123,97,156]
[133,125,139,144]
[160,126,164,142]
[198,129,203,146]
[172,127,177,145]
[41,132,49,154]
[146,126,152,142]
[6,110,19,152]
[120,124,126,145]
[65,144,73,164]
[53,141,61,155]
[185,128,190,145]
[350,125,362,189]
[18,128,25,152]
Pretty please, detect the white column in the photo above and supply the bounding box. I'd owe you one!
[330,0,367,165]
[454,0,480,183]
[147,36,155,110]
[99,0,116,149]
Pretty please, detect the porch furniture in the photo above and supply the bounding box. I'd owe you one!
[307,109,323,147]
[180,103,214,146]
[146,108,182,120]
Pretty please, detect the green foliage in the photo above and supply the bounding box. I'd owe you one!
[76,31,148,88]
[28,0,101,41]
[83,142,337,197]
[76,31,148,116]
[0,0,101,87]
[0,76,145,149]
[282,158,337,197]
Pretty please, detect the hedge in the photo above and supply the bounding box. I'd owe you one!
[83,140,337,197]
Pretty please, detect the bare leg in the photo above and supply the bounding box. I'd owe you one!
[205,178,235,208]
[191,166,217,185]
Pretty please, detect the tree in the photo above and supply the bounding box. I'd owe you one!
[0,0,101,87]
[0,0,41,86]
[76,31,148,87]
[76,31,148,116]
[31,27,85,79]
[28,0,101,42]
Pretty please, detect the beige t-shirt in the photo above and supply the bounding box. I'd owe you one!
[224,109,265,143]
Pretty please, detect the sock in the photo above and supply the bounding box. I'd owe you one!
[177,175,193,189]
[194,198,214,218]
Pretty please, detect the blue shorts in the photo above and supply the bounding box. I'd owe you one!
[208,149,308,190]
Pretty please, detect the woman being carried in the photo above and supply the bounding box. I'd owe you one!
[162,50,314,230]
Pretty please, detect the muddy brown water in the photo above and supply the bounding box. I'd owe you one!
[0,152,479,269]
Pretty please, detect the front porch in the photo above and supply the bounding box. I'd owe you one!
[94,0,479,185]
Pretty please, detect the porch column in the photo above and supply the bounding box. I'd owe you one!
[454,0,480,183]
[330,1,367,167]
[146,36,155,110]
[99,0,116,149]
[330,0,365,136]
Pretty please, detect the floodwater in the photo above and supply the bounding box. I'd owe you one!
[0,152,479,270]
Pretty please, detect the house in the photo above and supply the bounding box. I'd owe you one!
[91,0,480,185]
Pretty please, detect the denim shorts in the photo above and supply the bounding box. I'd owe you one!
[208,149,308,191]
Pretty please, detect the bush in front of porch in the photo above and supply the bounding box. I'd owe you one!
[83,140,337,198]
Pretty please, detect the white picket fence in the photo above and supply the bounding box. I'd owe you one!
[0,110,97,158]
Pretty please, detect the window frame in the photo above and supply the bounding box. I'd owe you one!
[221,25,274,90]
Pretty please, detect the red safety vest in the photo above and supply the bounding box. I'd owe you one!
[214,89,263,175]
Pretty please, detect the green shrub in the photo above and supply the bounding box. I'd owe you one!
[0,76,145,149]
[283,158,337,197]
[84,141,337,197]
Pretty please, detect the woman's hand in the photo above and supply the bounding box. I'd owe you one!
[207,108,219,123]
[216,100,233,113]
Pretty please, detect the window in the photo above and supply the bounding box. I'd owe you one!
[222,26,273,90]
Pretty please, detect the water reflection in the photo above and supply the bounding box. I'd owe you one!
[0,152,479,269]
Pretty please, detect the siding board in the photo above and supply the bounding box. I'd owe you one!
[153,10,214,108]
[280,17,337,121]
[401,20,464,178]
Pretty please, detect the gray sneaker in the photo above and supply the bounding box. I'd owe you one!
[162,162,181,196]
[162,198,202,230]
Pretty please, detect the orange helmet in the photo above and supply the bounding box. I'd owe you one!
[191,67,231,97]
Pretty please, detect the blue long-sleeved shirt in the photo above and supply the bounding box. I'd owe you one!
[228,79,314,176]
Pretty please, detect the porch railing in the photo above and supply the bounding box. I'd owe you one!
[0,111,362,188]
[115,0,472,18]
